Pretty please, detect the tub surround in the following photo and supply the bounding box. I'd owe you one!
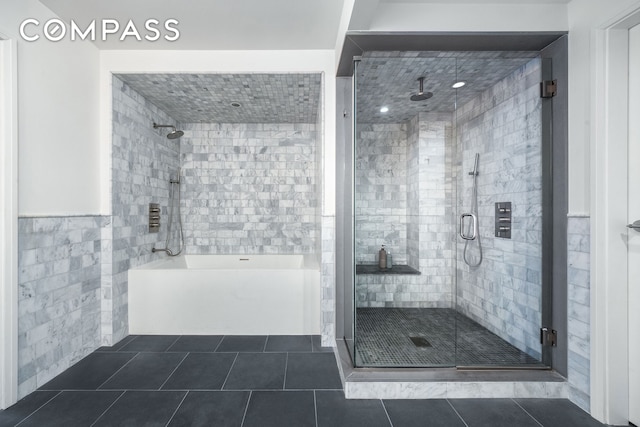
[180,122,320,255]
[128,255,321,335]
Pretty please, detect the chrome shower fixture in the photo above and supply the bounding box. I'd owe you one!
[410,76,434,101]
[153,122,184,139]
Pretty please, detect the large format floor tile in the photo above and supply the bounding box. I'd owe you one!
[118,335,180,352]
[0,391,59,426]
[216,336,267,352]
[167,391,250,427]
[383,399,467,427]
[92,390,186,426]
[15,391,122,427]
[265,335,313,352]
[38,352,136,391]
[315,390,391,427]
[242,391,316,427]
[285,353,342,389]
[223,353,286,390]
[99,352,186,390]
[449,398,541,427]
[515,399,607,427]
[167,335,224,352]
[162,353,236,390]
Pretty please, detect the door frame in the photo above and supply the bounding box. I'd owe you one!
[591,5,640,425]
[0,31,19,410]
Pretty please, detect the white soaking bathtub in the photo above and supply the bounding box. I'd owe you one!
[128,255,321,335]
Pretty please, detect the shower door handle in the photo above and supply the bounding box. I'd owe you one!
[460,213,478,240]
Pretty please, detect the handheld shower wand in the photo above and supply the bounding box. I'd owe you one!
[461,153,483,267]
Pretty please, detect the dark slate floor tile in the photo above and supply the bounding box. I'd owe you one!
[96,335,138,352]
[118,335,180,352]
[316,390,391,427]
[99,352,186,390]
[515,399,607,427]
[0,391,59,426]
[223,353,286,390]
[162,353,237,390]
[167,335,224,352]
[265,335,313,352]
[167,391,250,427]
[383,399,466,427]
[449,398,541,427]
[242,391,316,427]
[93,391,186,426]
[16,391,122,427]
[39,352,136,390]
[312,335,335,353]
[216,336,267,352]
[285,352,342,389]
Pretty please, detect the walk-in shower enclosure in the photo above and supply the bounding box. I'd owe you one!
[336,34,568,371]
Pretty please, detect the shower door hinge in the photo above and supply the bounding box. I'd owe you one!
[540,327,557,347]
[540,80,557,98]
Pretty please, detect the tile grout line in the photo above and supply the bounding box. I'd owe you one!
[165,335,183,352]
[283,352,289,390]
[213,336,225,353]
[88,390,126,427]
[14,391,63,427]
[159,352,190,390]
[380,399,395,427]
[95,352,141,390]
[164,390,190,427]
[239,390,253,427]
[446,399,470,427]
[220,353,240,390]
[313,390,319,427]
[512,398,545,427]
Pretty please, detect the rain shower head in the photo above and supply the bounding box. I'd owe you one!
[153,122,184,139]
[410,77,433,101]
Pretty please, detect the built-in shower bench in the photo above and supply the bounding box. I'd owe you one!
[356,264,421,275]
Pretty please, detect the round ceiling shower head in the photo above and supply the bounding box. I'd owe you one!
[410,77,433,101]
[167,129,184,139]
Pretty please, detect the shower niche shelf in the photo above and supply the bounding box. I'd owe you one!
[356,265,421,275]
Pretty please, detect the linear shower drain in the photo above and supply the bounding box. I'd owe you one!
[409,336,432,348]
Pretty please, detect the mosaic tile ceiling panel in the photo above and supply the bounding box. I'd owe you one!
[356,51,539,123]
[115,73,322,123]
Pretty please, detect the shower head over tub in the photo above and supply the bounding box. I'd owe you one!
[153,122,184,139]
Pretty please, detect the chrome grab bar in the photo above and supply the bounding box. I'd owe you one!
[460,213,478,240]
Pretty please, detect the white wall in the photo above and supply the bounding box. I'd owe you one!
[567,0,640,214]
[0,0,101,216]
[367,2,568,32]
[99,50,336,217]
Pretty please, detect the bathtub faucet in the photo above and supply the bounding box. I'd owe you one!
[152,246,180,256]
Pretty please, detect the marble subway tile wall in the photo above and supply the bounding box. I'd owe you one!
[567,215,590,411]
[356,113,454,308]
[455,57,543,359]
[179,122,319,254]
[355,123,408,265]
[110,76,180,343]
[17,216,107,398]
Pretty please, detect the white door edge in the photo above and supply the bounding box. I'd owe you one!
[591,5,640,425]
[0,31,19,410]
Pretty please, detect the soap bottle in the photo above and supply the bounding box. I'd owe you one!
[387,250,393,269]
[378,245,387,269]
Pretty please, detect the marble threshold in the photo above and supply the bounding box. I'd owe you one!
[334,340,567,399]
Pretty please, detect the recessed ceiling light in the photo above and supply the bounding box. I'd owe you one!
[452,81,466,89]
[380,106,389,113]
[230,101,242,107]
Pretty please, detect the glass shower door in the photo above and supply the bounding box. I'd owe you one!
[453,54,546,368]
[352,54,459,368]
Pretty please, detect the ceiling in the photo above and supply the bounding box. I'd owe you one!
[40,0,345,50]
[115,73,322,123]
[356,51,539,123]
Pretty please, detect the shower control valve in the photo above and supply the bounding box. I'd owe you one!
[495,202,512,239]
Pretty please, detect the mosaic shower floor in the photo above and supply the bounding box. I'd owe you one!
[355,308,545,367]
